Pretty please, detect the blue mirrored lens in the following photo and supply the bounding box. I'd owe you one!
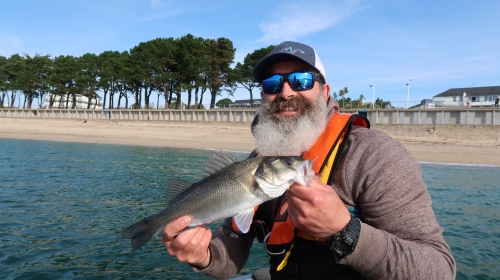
[262,72,315,94]
[262,75,284,94]
[287,72,313,91]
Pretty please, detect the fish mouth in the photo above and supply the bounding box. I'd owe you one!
[294,160,315,186]
[253,158,315,198]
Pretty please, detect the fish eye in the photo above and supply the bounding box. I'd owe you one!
[285,159,293,166]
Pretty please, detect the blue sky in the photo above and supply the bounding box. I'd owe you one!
[1,0,499,108]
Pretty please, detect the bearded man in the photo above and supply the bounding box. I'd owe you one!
[162,41,456,279]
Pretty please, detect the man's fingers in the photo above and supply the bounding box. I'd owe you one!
[167,225,212,265]
[183,226,212,265]
[193,229,213,267]
[163,216,192,242]
[167,226,199,257]
[288,178,328,200]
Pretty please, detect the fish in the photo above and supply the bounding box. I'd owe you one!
[121,152,315,250]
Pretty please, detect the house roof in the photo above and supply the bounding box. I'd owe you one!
[434,86,500,97]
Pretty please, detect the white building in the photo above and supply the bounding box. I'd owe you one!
[230,99,262,108]
[45,92,103,109]
[430,86,500,108]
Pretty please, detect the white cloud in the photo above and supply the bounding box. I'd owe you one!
[257,0,366,43]
[151,0,178,9]
[151,0,165,9]
[138,1,216,22]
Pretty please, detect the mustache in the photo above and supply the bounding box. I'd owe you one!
[263,96,313,115]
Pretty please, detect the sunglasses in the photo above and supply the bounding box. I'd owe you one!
[261,71,324,94]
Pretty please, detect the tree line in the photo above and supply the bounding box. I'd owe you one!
[0,33,381,110]
[333,88,391,109]
[0,34,277,110]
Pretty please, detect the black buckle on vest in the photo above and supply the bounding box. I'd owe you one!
[252,220,269,243]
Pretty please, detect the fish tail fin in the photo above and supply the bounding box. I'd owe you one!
[121,217,162,250]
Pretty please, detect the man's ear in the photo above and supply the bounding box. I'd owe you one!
[323,84,331,100]
[260,90,264,99]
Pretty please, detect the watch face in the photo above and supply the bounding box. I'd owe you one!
[335,242,348,252]
[331,218,360,260]
[331,221,359,258]
[332,236,349,253]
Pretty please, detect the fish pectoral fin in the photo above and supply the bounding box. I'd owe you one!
[233,208,255,233]
[166,178,194,205]
[255,176,293,198]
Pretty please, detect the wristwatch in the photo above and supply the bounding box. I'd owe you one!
[329,217,361,262]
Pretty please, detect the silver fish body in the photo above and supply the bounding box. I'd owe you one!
[121,153,314,250]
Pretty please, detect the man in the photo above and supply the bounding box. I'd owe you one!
[162,41,456,279]
[495,96,499,108]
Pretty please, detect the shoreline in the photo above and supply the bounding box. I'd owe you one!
[2,118,499,166]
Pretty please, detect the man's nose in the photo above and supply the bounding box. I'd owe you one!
[279,81,297,100]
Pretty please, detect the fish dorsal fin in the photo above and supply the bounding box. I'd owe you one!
[202,152,237,178]
[166,178,194,205]
[233,208,255,233]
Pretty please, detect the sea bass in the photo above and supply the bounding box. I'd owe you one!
[121,152,315,250]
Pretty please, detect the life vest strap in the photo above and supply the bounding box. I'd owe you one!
[296,230,326,242]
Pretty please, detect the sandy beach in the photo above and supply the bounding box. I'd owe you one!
[1,118,499,166]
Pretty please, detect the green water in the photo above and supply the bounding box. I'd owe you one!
[0,138,498,279]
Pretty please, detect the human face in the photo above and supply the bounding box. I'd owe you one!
[260,61,330,118]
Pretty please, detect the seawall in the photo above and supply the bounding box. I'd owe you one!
[372,124,500,142]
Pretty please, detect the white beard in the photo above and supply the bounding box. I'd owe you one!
[253,95,329,156]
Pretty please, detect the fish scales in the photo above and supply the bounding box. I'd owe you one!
[121,155,313,250]
[157,160,265,227]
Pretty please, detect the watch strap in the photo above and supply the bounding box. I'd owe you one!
[345,217,361,238]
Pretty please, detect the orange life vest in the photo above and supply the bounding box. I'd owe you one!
[231,113,369,253]
[262,113,369,257]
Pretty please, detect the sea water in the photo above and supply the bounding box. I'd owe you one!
[0,138,498,280]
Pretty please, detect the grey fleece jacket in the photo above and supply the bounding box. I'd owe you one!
[195,122,456,279]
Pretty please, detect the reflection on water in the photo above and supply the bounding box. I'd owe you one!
[0,138,498,279]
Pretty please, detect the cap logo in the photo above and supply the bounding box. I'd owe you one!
[278,43,305,55]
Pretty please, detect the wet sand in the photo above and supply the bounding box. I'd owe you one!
[1,118,499,166]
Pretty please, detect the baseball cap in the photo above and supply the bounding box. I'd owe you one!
[253,41,327,82]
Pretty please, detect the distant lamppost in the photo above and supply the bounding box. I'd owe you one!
[370,85,375,109]
[406,78,412,109]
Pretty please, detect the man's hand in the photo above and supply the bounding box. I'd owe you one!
[162,216,212,269]
[286,178,351,239]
